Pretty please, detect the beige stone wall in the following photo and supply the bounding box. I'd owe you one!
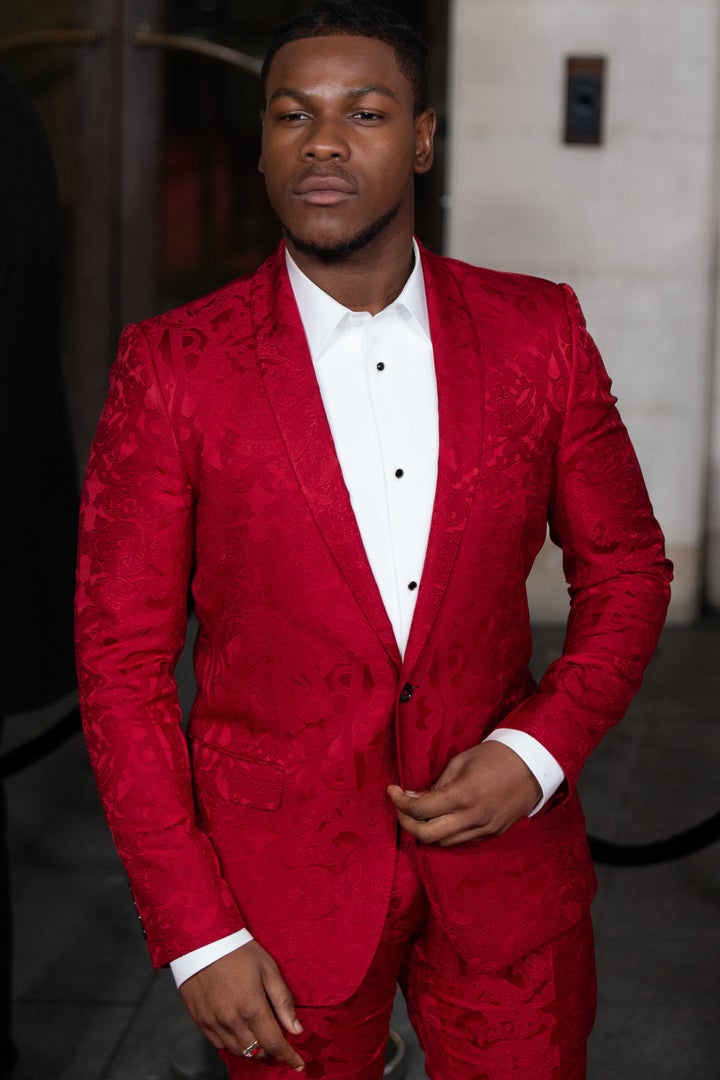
[708,113,720,609]
[447,0,720,622]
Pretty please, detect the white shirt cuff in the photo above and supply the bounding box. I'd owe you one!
[483,728,565,816]
[169,929,254,988]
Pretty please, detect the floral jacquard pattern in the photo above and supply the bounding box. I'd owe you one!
[76,243,672,1005]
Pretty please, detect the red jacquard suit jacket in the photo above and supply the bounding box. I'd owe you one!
[76,242,672,1005]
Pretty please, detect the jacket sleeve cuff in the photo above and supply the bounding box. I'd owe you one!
[170,929,255,988]
[484,728,565,815]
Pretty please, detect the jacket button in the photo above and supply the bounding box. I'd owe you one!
[399,683,413,703]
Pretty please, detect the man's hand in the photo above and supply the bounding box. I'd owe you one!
[387,741,542,846]
[179,940,305,1071]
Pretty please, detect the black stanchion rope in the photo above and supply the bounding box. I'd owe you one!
[588,811,720,865]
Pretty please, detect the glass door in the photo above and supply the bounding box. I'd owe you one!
[1,0,447,466]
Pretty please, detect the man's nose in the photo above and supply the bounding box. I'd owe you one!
[301,119,349,161]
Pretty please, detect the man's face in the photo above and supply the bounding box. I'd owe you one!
[259,34,435,260]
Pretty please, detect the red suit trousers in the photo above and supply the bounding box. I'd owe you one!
[221,835,596,1080]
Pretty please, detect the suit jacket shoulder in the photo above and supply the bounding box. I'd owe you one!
[131,252,273,352]
[419,243,562,304]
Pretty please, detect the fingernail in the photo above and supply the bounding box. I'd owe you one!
[293,1019,303,1033]
[295,1066,305,1072]
[404,790,419,797]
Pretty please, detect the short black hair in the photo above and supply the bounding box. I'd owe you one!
[261,0,429,115]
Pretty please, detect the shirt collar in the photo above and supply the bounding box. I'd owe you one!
[285,239,431,360]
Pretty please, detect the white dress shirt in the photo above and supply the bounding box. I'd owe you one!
[289,240,438,657]
[170,243,564,987]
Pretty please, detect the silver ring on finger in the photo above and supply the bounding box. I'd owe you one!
[242,1039,261,1059]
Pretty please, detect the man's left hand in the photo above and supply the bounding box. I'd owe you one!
[387,741,542,846]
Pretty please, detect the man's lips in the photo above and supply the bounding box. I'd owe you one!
[293,174,357,205]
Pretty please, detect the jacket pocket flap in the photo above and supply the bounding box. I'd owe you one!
[190,737,285,811]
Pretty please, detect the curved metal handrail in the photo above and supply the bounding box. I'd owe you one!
[0,28,101,52]
[131,27,262,76]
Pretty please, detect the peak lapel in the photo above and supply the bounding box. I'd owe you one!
[402,247,486,674]
[249,249,401,668]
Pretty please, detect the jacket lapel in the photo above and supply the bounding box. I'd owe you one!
[250,247,401,668]
[402,246,486,675]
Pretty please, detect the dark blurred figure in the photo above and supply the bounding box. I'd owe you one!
[1,68,79,1078]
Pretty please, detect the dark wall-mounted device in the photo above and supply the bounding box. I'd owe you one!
[564,56,606,145]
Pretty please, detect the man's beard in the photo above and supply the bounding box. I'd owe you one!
[282,203,401,263]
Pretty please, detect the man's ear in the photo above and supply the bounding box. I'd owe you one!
[414,108,436,175]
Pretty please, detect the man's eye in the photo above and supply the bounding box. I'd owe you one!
[280,112,309,122]
[352,111,382,121]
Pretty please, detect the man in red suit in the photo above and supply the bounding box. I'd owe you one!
[75,2,672,1077]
